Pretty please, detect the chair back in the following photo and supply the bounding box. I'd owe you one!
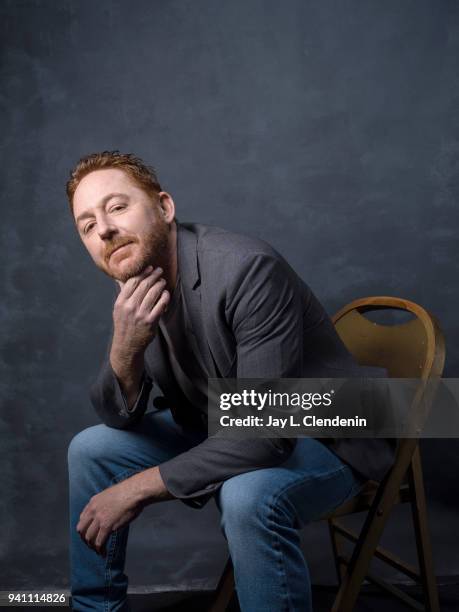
[332,296,445,381]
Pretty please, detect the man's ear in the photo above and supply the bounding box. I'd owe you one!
[158,191,175,224]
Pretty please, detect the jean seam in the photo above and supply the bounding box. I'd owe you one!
[266,465,348,611]
[267,510,290,612]
[102,467,144,612]
[105,530,118,612]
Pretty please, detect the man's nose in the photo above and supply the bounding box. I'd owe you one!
[97,218,117,240]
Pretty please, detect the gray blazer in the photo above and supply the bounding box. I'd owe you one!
[90,222,396,507]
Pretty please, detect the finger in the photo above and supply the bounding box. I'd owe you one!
[138,278,167,315]
[128,268,165,306]
[83,520,103,553]
[146,290,170,324]
[94,527,111,556]
[120,266,156,300]
[120,265,154,299]
[121,267,163,303]
[76,509,93,537]
[77,517,95,549]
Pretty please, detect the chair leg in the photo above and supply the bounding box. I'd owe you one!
[209,557,235,612]
[328,519,347,585]
[209,447,439,612]
[407,445,440,612]
[331,467,406,612]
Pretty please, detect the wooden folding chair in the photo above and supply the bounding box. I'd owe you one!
[210,296,445,612]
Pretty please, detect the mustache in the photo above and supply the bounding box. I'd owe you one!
[105,238,136,260]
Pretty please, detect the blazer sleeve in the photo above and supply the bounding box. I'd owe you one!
[158,253,299,508]
[89,319,154,429]
[90,357,153,428]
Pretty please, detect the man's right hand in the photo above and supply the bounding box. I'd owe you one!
[109,266,170,409]
[111,266,169,359]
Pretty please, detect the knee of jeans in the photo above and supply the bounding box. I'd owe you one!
[218,473,275,535]
[67,424,117,471]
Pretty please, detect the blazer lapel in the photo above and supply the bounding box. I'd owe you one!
[143,222,236,386]
[177,223,235,378]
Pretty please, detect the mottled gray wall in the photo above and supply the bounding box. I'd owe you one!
[1,0,458,592]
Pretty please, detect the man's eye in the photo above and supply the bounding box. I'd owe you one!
[83,222,95,234]
[110,204,126,212]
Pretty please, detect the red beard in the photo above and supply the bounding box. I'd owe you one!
[102,219,170,283]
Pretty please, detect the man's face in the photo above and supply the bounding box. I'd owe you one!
[73,168,171,282]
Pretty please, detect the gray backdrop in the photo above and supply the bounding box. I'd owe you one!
[1,0,458,593]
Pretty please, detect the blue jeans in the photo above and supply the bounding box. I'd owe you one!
[68,409,365,611]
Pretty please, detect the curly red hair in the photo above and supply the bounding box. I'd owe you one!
[66,151,162,212]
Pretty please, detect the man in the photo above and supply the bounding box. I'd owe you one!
[67,151,395,611]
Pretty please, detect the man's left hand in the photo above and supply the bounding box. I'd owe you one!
[76,466,173,556]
